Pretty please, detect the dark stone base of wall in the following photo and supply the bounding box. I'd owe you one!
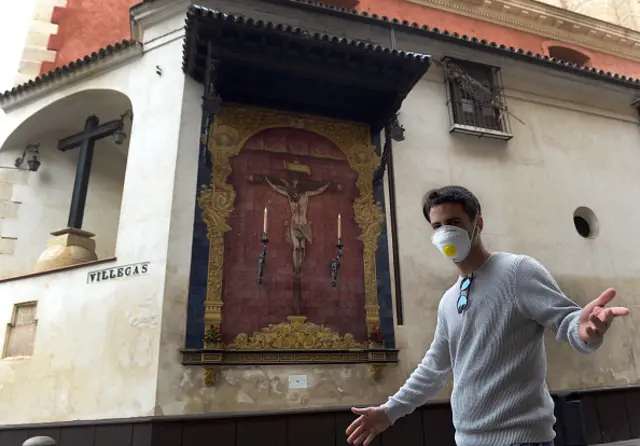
[1,387,639,446]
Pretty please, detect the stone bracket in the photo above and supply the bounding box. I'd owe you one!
[181,348,399,387]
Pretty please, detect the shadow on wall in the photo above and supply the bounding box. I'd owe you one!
[0,89,133,279]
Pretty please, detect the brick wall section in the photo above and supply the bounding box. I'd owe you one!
[0,168,27,259]
[41,0,138,74]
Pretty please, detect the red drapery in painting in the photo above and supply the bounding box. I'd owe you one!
[221,128,367,341]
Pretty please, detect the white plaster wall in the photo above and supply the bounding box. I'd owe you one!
[0,136,126,279]
[0,17,192,423]
[153,75,202,416]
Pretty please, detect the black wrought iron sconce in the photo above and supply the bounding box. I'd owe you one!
[389,113,405,142]
[330,237,344,287]
[113,109,133,145]
[258,207,269,284]
[258,231,269,284]
[202,94,223,115]
[373,113,404,187]
[632,98,640,126]
[15,143,41,172]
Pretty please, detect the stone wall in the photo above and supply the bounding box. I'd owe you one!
[0,167,28,269]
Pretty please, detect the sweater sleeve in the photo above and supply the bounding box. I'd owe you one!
[381,310,452,425]
[512,255,602,354]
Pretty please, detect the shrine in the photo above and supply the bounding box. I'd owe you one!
[179,7,430,385]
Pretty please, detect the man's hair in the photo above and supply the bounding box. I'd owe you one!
[422,185,481,223]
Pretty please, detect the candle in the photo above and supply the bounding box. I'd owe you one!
[263,207,268,234]
[338,214,342,239]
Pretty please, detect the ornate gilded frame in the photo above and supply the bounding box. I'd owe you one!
[185,104,395,383]
[198,103,384,338]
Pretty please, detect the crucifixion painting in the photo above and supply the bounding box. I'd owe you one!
[247,163,342,315]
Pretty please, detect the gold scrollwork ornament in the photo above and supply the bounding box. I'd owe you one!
[228,316,367,350]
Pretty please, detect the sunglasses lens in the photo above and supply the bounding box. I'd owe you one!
[460,277,471,291]
[457,295,468,313]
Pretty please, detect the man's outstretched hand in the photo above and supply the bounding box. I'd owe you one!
[346,406,390,445]
[579,288,629,342]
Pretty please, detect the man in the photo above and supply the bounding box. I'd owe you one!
[346,185,629,446]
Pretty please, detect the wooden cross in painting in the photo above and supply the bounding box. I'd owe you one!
[58,114,127,229]
[247,161,343,315]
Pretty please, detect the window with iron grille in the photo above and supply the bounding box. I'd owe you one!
[3,302,37,358]
[444,58,512,140]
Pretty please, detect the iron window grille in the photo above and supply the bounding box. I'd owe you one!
[443,57,512,141]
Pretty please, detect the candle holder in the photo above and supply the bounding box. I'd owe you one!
[330,238,344,287]
[258,232,269,284]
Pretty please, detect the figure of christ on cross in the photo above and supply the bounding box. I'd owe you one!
[247,174,343,315]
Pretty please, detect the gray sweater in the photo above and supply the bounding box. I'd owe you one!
[382,252,601,446]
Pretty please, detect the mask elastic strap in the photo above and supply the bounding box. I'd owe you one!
[469,216,479,244]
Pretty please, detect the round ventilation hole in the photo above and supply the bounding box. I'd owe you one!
[573,207,598,239]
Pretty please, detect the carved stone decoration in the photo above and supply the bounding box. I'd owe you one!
[228,316,367,350]
[198,104,384,344]
[407,0,640,60]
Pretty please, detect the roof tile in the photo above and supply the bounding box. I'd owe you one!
[267,0,640,87]
[186,5,430,63]
[0,40,137,103]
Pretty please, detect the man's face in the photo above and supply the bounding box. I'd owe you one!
[428,202,481,236]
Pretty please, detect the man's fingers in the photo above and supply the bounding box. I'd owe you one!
[589,313,606,333]
[347,424,366,443]
[584,288,616,313]
[351,407,372,416]
[363,432,378,446]
[346,416,364,435]
[352,431,369,446]
[610,307,630,317]
[585,325,598,338]
[600,308,614,324]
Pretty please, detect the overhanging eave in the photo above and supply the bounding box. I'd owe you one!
[182,5,431,130]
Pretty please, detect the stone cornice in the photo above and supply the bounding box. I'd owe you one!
[130,0,190,41]
[407,0,640,60]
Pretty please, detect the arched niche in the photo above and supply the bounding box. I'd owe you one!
[542,41,593,67]
[0,88,133,277]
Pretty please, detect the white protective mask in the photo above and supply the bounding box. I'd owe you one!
[431,222,476,263]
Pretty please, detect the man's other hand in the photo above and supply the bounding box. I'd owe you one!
[346,406,390,445]
[579,288,629,342]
